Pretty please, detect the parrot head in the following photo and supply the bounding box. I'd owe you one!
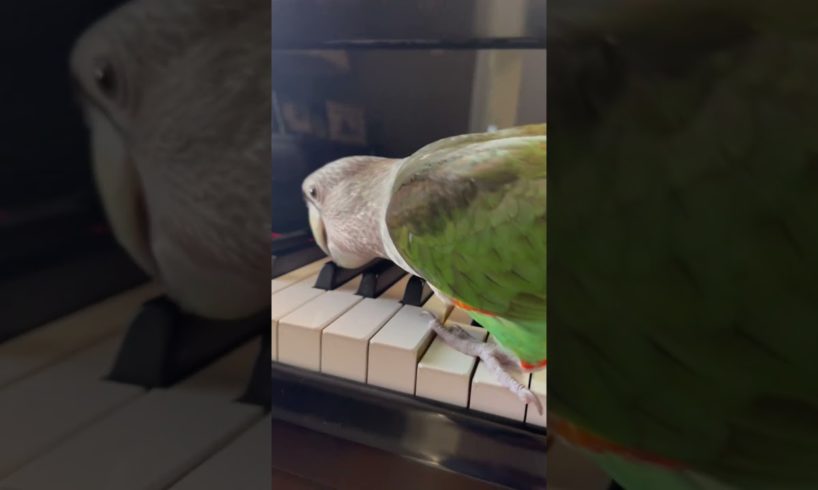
[302,156,399,269]
[69,0,271,320]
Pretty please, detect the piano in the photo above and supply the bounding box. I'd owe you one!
[270,232,550,488]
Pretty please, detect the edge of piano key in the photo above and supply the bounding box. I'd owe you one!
[401,276,433,306]
[356,261,406,298]
[270,361,547,489]
[524,368,547,427]
[238,329,272,408]
[314,260,376,290]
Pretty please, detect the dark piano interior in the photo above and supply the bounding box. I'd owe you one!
[0,0,148,343]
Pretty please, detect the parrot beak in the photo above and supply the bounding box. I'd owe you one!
[307,202,330,256]
[85,104,158,276]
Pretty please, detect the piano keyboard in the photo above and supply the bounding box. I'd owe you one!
[272,257,547,426]
[270,255,548,488]
[0,280,271,490]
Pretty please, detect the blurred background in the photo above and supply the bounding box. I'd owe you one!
[271,0,547,235]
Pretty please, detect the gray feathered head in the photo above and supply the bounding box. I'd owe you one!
[70,0,270,319]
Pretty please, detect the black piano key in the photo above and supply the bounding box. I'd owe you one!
[401,275,433,306]
[271,242,325,278]
[107,296,267,388]
[314,260,378,290]
[356,261,406,298]
[270,362,547,489]
[238,329,271,409]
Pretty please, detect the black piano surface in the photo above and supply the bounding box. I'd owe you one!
[271,363,547,489]
[271,0,546,49]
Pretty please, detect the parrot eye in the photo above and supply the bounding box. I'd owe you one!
[307,186,318,200]
[92,58,117,99]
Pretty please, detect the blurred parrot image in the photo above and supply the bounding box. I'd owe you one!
[548,1,818,489]
[302,124,547,412]
[69,0,270,320]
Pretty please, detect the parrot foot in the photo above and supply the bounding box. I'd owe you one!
[477,343,544,415]
[422,312,543,415]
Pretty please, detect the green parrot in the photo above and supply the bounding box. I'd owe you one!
[548,1,818,489]
[302,124,546,412]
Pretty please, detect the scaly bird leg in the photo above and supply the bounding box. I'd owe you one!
[421,310,544,415]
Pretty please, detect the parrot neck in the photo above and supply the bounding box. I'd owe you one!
[377,162,424,277]
[330,158,400,266]
[367,163,397,260]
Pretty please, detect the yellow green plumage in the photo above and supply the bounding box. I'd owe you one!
[385,124,547,366]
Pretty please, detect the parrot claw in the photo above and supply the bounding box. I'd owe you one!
[423,312,543,415]
[476,342,544,416]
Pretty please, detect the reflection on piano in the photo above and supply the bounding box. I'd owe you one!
[0,244,272,489]
[271,232,547,489]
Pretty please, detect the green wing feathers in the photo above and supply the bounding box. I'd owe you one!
[386,124,546,363]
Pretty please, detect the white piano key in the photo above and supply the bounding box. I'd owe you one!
[270,258,327,294]
[422,293,473,325]
[525,368,547,427]
[0,337,143,478]
[321,275,409,382]
[270,272,326,361]
[367,303,436,394]
[0,282,161,388]
[276,275,364,370]
[2,342,263,490]
[170,415,271,490]
[469,337,531,421]
[415,323,487,407]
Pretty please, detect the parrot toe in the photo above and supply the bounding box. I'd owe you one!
[424,313,491,356]
[476,342,544,415]
[420,309,441,324]
[517,386,544,415]
[422,312,541,413]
